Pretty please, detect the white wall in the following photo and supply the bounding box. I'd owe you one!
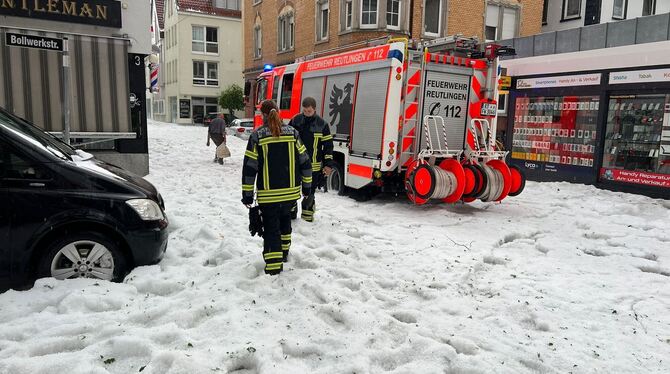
[0,1,151,54]
[501,39,670,76]
[162,9,244,124]
[543,0,670,33]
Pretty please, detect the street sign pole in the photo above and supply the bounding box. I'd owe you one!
[61,37,71,145]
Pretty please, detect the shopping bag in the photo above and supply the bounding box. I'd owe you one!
[216,143,231,159]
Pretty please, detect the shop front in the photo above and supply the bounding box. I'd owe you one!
[0,0,151,175]
[507,67,670,198]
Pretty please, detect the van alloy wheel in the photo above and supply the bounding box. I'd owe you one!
[50,240,115,281]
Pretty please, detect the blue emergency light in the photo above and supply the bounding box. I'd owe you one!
[263,64,274,72]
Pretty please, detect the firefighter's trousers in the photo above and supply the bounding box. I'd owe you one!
[295,171,321,222]
[259,201,293,275]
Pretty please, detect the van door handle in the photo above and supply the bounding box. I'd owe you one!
[29,182,46,187]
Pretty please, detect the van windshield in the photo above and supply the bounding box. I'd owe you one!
[0,108,76,161]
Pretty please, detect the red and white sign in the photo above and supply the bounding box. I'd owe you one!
[304,45,390,72]
[600,168,670,188]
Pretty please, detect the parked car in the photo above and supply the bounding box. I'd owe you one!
[0,107,169,290]
[227,118,254,140]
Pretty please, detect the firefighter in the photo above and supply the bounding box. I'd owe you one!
[242,100,312,275]
[288,97,334,222]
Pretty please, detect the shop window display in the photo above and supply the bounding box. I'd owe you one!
[600,94,670,187]
[511,96,599,167]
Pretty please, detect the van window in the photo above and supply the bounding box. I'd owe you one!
[280,74,294,110]
[0,143,50,180]
[255,78,268,105]
[0,109,74,160]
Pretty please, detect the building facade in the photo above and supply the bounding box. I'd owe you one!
[542,0,670,32]
[0,0,151,175]
[152,0,244,125]
[243,0,544,116]
[498,9,670,198]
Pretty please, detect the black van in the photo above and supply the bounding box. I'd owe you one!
[0,107,168,290]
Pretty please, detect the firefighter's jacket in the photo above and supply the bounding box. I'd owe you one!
[289,114,334,172]
[242,124,312,205]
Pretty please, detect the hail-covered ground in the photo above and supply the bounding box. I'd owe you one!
[1,120,669,374]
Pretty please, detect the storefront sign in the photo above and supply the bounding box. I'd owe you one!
[0,0,122,28]
[5,32,62,51]
[516,73,601,89]
[600,168,670,188]
[179,99,191,119]
[609,68,670,85]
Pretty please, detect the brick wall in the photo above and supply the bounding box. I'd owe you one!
[243,0,543,115]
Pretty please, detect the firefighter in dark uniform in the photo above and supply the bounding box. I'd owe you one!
[288,97,334,222]
[242,100,312,275]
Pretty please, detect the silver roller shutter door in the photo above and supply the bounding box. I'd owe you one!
[300,77,325,116]
[351,68,391,157]
[0,27,131,134]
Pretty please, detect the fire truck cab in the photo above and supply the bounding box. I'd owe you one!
[253,36,525,204]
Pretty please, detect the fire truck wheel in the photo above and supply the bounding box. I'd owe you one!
[326,161,346,196]
[487,160,512,202]
[438,159,465,203]
[508,164,526,197]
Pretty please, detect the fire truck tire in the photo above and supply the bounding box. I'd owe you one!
[507,164,526,197]
[462,164,479,197]
[487,160,512,202]
[467,164,488,199]
[326,161,346,196]
[405,160,430,205]
[438,159,465,203]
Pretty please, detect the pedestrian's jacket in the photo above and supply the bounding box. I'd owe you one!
[288,114,334,172]
[242,124,312,205]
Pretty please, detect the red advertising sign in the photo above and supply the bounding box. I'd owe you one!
[303,45,391,72]
[600,168,670,188]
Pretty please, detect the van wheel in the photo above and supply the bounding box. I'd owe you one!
[326,161,346,196]
[38,231,128,282]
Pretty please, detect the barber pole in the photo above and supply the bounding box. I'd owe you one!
[150,63,159,93]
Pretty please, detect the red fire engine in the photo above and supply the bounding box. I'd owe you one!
[253,36,525,204]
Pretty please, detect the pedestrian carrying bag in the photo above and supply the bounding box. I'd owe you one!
[216,143,231,159]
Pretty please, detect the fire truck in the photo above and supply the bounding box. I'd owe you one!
[252,36,526,204]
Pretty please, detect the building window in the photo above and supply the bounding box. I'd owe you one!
[562,0,581,20]
[317,1,329,41]
[542,0,548,25]
[344,0,353,30]
[424,0,442,36]
[486,3,518,41]
[253,25,262,58]
[361,0,378,28]
[612,0,627,19]
[193,61,218,86]
[192,26,218,54]
[213,0,239,10]
[642,0,655,16]
[386,0,401,30]
[278,9,295,52]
